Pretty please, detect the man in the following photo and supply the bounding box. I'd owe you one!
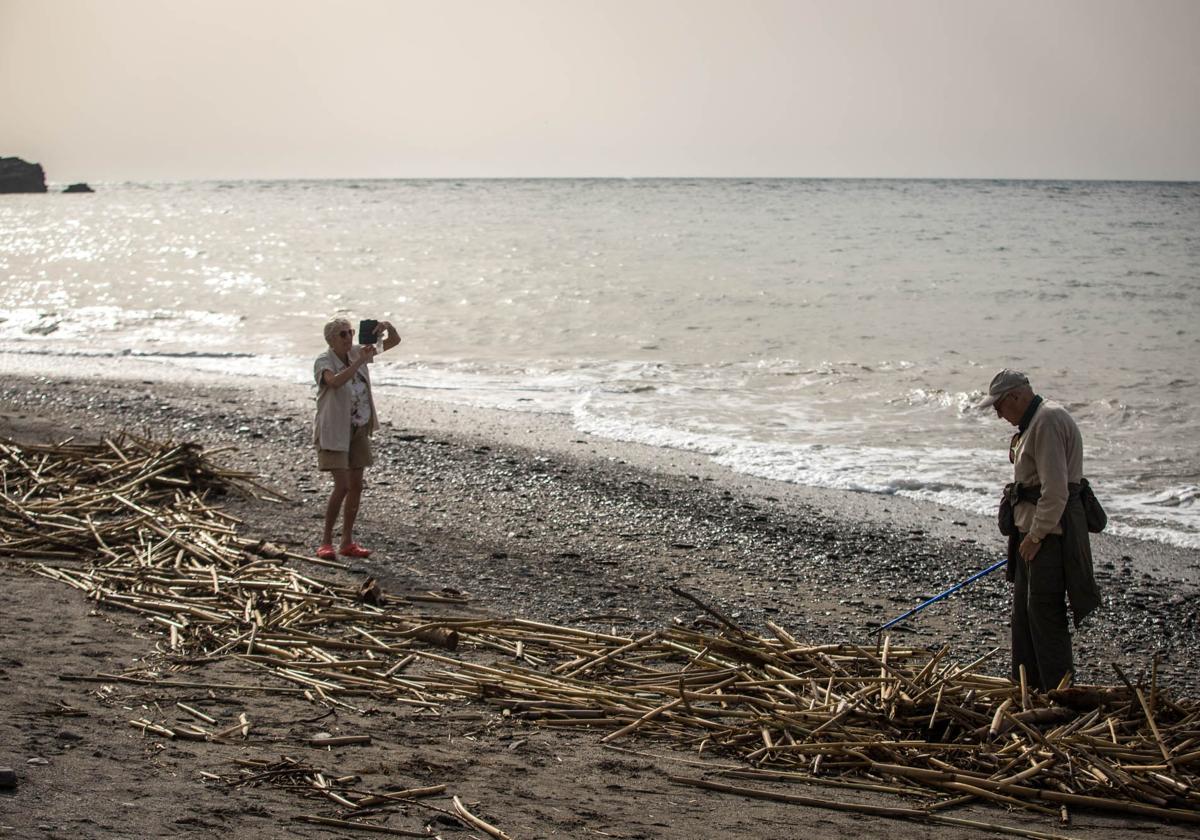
[980,369,1101,692]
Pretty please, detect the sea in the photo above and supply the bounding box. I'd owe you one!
[2,179,1198,548]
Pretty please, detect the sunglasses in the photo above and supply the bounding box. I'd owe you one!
[337,329,353,338]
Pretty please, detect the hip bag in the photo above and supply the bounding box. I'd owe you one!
[998,478,1107,535]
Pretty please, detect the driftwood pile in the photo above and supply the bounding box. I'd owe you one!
[3,434,1199,834]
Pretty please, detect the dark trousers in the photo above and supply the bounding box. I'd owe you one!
[1011,534,1073,691]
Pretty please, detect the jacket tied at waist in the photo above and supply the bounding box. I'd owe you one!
[999,481,1102,627]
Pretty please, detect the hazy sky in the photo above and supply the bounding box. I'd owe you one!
[2,0,1198,181]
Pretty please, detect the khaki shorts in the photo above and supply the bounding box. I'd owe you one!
[318,425,374,470]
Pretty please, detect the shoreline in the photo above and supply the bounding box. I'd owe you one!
[5,348,1199,554]
[3,350,1197,575]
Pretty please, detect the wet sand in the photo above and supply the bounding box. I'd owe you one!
[2,353,1198,839]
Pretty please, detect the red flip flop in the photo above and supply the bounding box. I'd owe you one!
[339,542,372,558]
[316,544,336,560]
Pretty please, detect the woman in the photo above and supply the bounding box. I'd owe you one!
[313,316,400,559]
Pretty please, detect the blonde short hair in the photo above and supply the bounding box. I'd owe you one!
[323,317,352,344]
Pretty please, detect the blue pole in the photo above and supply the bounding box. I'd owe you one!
[873,557,1008,634]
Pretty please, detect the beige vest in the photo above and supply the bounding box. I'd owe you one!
[312,347,378,451]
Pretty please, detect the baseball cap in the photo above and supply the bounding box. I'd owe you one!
[979,369,1030,408]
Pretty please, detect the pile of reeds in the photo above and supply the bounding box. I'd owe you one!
[417,621,1200,825]
[0,432,282,562]
[1,433,465,705]
[4,434,1198,830]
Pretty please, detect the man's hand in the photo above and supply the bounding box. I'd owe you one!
[1019,535,1042,563]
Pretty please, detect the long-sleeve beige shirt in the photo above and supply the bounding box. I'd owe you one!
[1012,399,1083,540]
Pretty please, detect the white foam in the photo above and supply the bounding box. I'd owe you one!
[0,306,243,351]
[151,353,310,383]
[571,391,1200,550]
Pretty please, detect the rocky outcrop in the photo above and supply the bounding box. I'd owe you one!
[0,157,48,193]
[64,182,94,193]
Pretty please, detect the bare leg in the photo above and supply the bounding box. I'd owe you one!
[340,468,365,547]
[323,469,350,545]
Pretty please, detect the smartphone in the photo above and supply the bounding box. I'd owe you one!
[357,319,379,345]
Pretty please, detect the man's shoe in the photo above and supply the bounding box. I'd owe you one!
[339,542,372,558]
[316,544,336,560]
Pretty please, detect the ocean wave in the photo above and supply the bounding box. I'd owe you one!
[892,388,980,414]
[573,396,999,495]
[0,306,243,347]
[1103,515,1200,549]
[1071,398,1135,423]
[1138,486,1200,508]
[571,396,1200,549]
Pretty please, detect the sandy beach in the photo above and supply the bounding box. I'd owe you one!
[2,354,1198,839]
